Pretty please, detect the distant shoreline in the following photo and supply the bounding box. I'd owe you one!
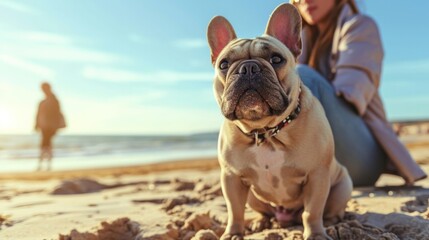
[1,117,429,136]
[0,157,219,181]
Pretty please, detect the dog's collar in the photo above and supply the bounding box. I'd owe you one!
[241,86,302,146]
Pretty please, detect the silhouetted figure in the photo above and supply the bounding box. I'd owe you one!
[35,82,66,171]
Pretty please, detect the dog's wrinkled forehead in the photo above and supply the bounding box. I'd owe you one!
[217,35,293,64]
[218,39,251,61]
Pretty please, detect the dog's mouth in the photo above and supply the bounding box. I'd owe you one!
[221,74,289,121]
[234,89,270,120]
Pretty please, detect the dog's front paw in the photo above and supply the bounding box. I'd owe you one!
[305,233,333,240]
[220,233,244,240]
[248,215,272,233]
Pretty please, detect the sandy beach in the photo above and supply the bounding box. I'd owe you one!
[1,136,429,240]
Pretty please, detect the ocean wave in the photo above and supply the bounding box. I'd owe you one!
[0,133,218,160]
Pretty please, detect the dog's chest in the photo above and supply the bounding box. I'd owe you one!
[243,145,307,206]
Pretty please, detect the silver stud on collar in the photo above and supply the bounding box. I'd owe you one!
[244,85,302,146]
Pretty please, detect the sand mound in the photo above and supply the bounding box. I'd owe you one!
[231,210,429,240]
[173,178,197,191]
[191,229,219,240]
[401,194,429,213]
[173,212,224,240]
[361,212,429,240]
[56,204,429,240]
[326,220,399,240]
[59,217,141,240]
[243,216,400,240]
[51,178,108,195]
[163,195,202,212]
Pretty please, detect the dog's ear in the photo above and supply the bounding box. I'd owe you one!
[265,3,302,58]
[207,16,237,65]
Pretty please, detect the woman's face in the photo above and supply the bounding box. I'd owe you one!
[295,0,336,25]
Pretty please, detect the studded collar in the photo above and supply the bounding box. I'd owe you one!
[240,86,302,146]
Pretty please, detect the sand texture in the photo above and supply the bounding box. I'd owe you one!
[1,138,429,239]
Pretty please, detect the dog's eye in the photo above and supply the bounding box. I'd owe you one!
[270,55,284,65]
[219,60,229,70]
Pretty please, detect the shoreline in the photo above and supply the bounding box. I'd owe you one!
[0,157,219,181]
[0,134,428,181]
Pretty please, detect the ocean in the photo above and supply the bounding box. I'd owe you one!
[0,133,218,173]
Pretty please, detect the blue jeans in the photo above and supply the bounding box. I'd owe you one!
[297,64,387,187]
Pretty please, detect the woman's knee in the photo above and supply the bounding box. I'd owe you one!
[346,163,381,187]
[338,149,386,187]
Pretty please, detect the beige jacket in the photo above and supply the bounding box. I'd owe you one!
[298,4,426,184]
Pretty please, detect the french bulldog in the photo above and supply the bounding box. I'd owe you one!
[206,3,352,240]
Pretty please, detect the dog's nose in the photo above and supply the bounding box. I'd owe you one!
[238,60,261,76]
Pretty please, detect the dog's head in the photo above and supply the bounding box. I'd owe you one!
[207,4,302,131]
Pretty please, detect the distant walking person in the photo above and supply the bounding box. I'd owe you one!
[35,82,66,171]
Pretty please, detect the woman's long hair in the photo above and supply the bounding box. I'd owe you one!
[292,0,359,73]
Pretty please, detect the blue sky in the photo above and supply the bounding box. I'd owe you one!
[0,0,428,135]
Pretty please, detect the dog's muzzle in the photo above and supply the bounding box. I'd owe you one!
[221,60,288,121]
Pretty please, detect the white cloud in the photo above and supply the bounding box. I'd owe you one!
[1,43,127,64]
[0,31,126,64]
[83,66,213,83]
[0,54,55,78]
[0,0,37,14]
[174,38,207,49]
